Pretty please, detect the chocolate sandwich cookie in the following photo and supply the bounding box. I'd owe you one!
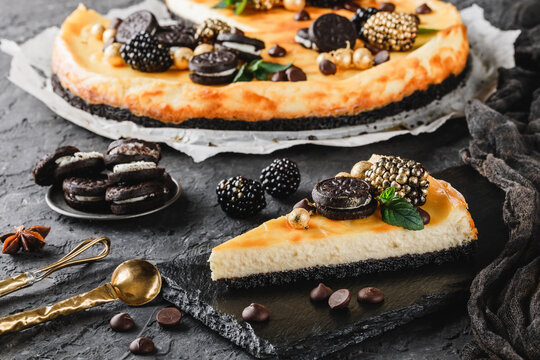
[309,14,357,52]
[294,28,317,50]
[108,161,165,184]
[215,33,265,62]
[160,172,177,199]
[33,146,79,186]
[104,138,161,168]
[155,24,196,48]
[116,10,158,43]
[106,181,166,215]
[312,177,377,220]
[188,51,238,85]
[62,175,109,212]
[54,151,105,181]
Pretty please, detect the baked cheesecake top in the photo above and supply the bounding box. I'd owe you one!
[52,0,469,124]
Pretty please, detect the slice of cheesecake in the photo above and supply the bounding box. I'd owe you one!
[209,171,477,288]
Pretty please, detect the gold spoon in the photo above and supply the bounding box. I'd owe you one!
[0,259,161,335]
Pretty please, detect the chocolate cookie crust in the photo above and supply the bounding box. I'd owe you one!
[52,61,468,131]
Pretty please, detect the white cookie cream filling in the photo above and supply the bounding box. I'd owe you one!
[294,34,318,51]
[55,152,103,167]
[221,41,262,56]
[113,193,156,205]
[196,68,237,77]
[113,161,156,173]
[74,195,105,202]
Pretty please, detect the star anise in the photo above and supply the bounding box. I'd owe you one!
[0,225,51,254]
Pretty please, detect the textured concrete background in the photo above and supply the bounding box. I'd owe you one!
[0,0,509,358]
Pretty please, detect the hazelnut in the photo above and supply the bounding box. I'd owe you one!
[283,0,306,12]
[90,24,105,40]
[103,43,124,67]
[193,43,214,56]
[350,161,373,178]
[317,52,334,65]
[287,208,310,230]
[334,51,353,68]
[353,48,374,70]
[335,172,352,177]
[102,28,117,43]
[170,47,193,70]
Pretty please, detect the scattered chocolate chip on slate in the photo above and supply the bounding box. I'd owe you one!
[373,50,390,65]
[129,337,155,355]
[310,283,333,302]
[109,17,122,30]
[242,303,270,322]
[268,44,286,57]
[271,70,288,82]
[293,198,316,214]
[286,66,307,82]
[417,207,431,224]
[319,59,337,75]
[230,27,245,35]
[328,289,351,309]
[378,2,395,12]
[156,307,182,327]
[416,3,432,14]
[357,287,385,303]
[294,9,310,21]
[109,312,135,332]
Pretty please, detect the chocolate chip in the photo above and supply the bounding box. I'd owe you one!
[293,198,316,214]
[373,50,390,65]
[357,287,385,303]
[310,283,333,302]
[343,1,361,12]
[319,59,337,75]
[242,303,270,322]
[156,307,182,327]
[129,337,155,355]
[328,289,351,309]
[416,3,432,14]
[268,44,286,57]
[286,66,307,82]
[109,17,122,30]
[271,70,288,82]
[378,2,395,12]
[364,42,381,55]
[294,9,310,21]
[230,27,245,35]
[417,207,431,224]
[109,312,135,332]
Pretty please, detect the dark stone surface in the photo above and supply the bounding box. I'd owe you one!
[0,0,518,359]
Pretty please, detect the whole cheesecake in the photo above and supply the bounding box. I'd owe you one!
[209,155,478,287]
[52,0,469,131]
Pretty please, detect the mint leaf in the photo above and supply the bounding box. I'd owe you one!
[233,64,253,82]
[418,28,439,34]
[378,186,395,205]
[254,68,267,80]
[248,59,263,73]
[235,0,248,14]
[213,0,230,8]
[258,62,292,73]
[381,197,424,230]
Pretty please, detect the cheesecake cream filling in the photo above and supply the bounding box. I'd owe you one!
[113,192,156,204]
[56,151,103,167]
[196,68,237,77]
[113,161,156,173]
[220,42,262,56]
[74,195,105,202]
[209,207,477,280]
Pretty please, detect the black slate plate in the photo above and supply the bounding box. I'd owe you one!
[159,166,507,359]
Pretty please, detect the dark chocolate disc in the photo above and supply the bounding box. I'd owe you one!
[312,177,372,209]
[155,24,196,48]
[316,198,377,220]
[309,14,357,52]
[116,10,158,43]
[188,50,238,74]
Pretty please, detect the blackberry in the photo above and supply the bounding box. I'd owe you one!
[120,32,173,73]
[351,7,379,36]
[260,158,300,198]
[308,0,344,9]
[216,176,266,217]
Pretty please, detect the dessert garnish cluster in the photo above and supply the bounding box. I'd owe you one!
[32,138,176,215]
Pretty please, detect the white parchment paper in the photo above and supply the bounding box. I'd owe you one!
[0,1,520,162]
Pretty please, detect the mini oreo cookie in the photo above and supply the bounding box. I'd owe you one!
[108,161,165,184]
[116,10,158,43]
[317,198,377,220]
[309,14,357,52]
[54,152,105,181]
[33,146,79,186]
[215,33,265,62]
[104,138,161,168]
[188,51,238,85]
[106,181,166,215]
[62,175,109,212]
[155,24,196,48]
[294,28,317,50]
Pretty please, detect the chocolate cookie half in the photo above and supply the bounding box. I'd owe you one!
[54,151,105,181]
[115,10,158,43]
[106,181,166,214]
[62,175,109,212]
[33,146,79,186]
[188,51,238,85]
[309,14,357,52]
[312,177,377,220]
[215,33,265,62]
[108,161,165,184]
[104,138,161,168]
